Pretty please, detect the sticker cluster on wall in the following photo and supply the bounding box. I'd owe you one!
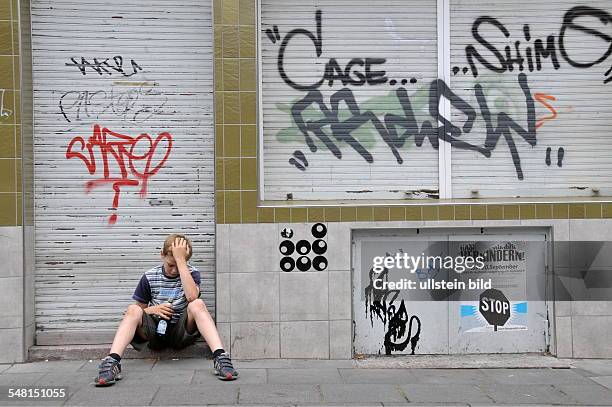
[279,223,328,272]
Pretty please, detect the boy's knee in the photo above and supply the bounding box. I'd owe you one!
[126,304,143,319]
[187,298,207,313]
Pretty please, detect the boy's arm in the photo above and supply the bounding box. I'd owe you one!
[172,238,200,302]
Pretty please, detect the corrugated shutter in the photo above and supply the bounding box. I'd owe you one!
[31,0,215,344]
[261,0,439,201]
[450,0,612,198]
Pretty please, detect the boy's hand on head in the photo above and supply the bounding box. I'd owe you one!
[171,237,190,262]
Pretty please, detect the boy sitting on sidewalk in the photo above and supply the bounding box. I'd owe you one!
[95,234,237,386]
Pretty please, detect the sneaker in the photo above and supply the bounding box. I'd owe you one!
[94,356,123,386]
[213,352,238,380]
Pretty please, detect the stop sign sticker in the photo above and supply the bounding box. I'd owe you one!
[479,289,510,331]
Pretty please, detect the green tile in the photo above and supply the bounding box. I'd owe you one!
[535,204,552,219]
[239,26,256,58]
[224,191,241,223]
[405,206,422,221]
[13,90,19,123]
[222,58,239,91]
[215,191,225,224]
[390,207,405,221]
[241,158,257,190]
[257,207,274,223]
[0,55,14,89]
[239,0,255,25]
[569,204,585,219]
[308,207,325,222]
[15,191,21,226]
[223,125,241,157]
[0,1,11,20]
[519,204,535,219]
[503,205,520,220]
[275,207,290,222]
[0,125,14,158]
[222,26,239,58]
[439,206,454,221]
[240,92,256,124]
[291,207,308,223]
[455,205,470,220]
[215,124,223,157]
[325,207,341,222]
[471,205,486,220]
[214,26,222,58]
[239,59,256,91]
[241,191,257,223]
[223,91,240,124]
[553,204,569,219]
[603,204,612,219]
[215,93,223,124]
[422,206,438,221]
[373,207,389,221]
[0,21,13,55]
[487,205,503,220]
[213,0,222,24]
[214,58,223,91]
[221,0,239,25]
[0,193,16,226]
[585,203,602,219]
[0,159,15,192]
[340,207,356,222]
[215,158,224,190]
[356,207,373,221]
[224,158,240,190]
[12,56,19,89]
[11,19,17,55]
[241,125,256,157]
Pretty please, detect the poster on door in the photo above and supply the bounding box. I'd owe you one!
[457,241,528,332]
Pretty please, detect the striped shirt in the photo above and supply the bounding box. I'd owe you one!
[132,264,201,324]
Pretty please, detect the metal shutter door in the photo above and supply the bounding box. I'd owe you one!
[449,0,612,198]
[261,0,439,200]
[31,0,215,344]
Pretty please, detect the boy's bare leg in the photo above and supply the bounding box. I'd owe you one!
[186,299,223,351]
[109,304,145,357]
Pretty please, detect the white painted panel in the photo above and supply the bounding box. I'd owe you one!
[31,0,215,344]
[261,0,439,200]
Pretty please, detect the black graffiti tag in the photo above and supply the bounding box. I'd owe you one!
[463,6,612,83]
[270,10,388,91]
[291,73,536,180]
[66,56,143,77]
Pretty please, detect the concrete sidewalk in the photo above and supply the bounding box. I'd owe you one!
[0,358,611,406]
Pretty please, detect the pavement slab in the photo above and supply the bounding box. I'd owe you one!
[591,376,612,390]
[338,368,418,384]
[399,383,494,404]
[5,361,86,374]
[192,368,266,385]
[237,384,322,404]
[151,384,239,405]
[553,383,612,405]
[480,367,596,385]
[320,384,407,404]
[479,383,578,405]
[267,368,344,384]
[64,383,159,406]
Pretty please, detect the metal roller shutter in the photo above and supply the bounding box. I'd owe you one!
[449,0,612,198]
[261,0,439,201]
[31,0,215,344]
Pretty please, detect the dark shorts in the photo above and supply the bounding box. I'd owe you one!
[130,310,200,351]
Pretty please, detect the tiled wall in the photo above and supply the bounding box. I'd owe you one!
[213,0,612,225]
[0,0,21,227]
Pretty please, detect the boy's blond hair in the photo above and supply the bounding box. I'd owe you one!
[162,233,193,261]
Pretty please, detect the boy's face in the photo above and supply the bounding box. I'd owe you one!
[161,252,179,277]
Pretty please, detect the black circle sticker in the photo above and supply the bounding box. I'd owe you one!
[296,256,311,272]
[296,240,311,255]
[311,223,327,238]
[312,239,327,254]
[279,240,295,255]
[280,257,295,272]
[312,256,328,271]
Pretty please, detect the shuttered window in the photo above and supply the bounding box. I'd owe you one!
[261,0,439,200]
[31,0,215,344]
[449,0,612,198]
